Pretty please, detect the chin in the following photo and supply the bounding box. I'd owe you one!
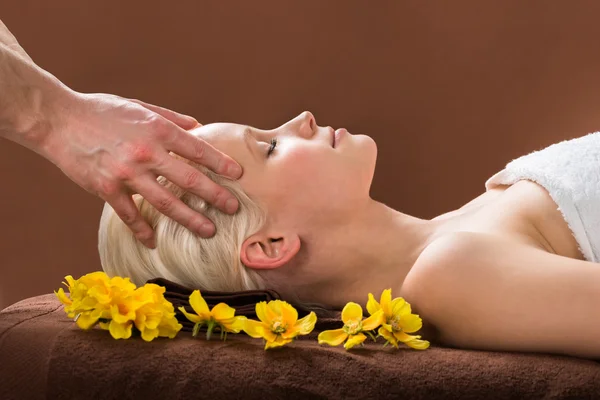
[363,135,378,177]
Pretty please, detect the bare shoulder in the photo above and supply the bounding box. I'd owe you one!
[400,232,600,359]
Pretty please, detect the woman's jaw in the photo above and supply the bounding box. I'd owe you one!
[245,198,454,310]
[190,112,452,308]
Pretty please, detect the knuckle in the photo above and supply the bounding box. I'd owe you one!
[181,169,201,189]
[113,162,136,181]
[118,209,138,225]
[98,179,120,198]
[154,195,175,213]
[190,216,207,232]
[123,142,155,164]
[192,140,206,161]
[135,230,154,242]
[211,187,228,206]
[149,117,174,142]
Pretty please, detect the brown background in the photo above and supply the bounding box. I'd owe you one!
[2,1,600,310]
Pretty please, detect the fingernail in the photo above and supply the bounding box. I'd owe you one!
[227,163,242,178]
[198,223,215,237]
[225,198,239,214]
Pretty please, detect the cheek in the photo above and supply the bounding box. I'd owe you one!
[273,150,352,206]
[278,150,326,187]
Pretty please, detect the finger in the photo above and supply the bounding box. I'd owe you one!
[154,154,240,215]
[130,176,217,238]
[107,195,157,249]
[166,128,243,180]
[129,98,200,130]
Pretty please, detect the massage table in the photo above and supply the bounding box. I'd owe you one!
[1,294,599,399]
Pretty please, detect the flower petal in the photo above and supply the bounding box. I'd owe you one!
[378,326,399,348]
[380,289,392,316]
[380,322,393,333]
[221,316,247,333]
[361,309,385,331]
[294,312,317,335]
[267,300,283,316]
[366,293,381,316]
[140,328,160,342]
[341,302,363,324]
[256,301,278,324]
[264,335,293,350]
[344,333,367,350]
[55,288,72,306]
[75,312,99,330]
[391,297,410,316]
[394,330,425,344]
[318,329,347,346]
[64,275,76,289]
[178,306,203,324]
[211,303,236,321]
[403,338,431,350]
[109,320,132,339]
[398,313,423,333]
[243,319,268,339]
[189,290,211,318]
[280,302,298,326]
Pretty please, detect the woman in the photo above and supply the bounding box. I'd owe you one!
[99,111,600,360]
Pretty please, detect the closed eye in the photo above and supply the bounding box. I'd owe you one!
[267,138,278,157]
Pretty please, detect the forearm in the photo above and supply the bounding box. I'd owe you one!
[0,23,75,159]
[0,19,32,62]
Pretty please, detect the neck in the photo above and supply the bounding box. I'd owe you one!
[286,199,457,309]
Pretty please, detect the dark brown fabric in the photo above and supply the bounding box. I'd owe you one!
[2,294,600,400]
[147,277,343,332]
[148,277,283,320]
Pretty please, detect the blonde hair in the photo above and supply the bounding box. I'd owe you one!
[98,158,269,292]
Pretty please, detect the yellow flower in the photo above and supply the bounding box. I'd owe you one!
[367,289,430,350]
[178,290,246,340]
[131,284,182,342]
[243,300,316,350]
[55,272,182,341]
[318,302,385,350]
[55,272,118,329]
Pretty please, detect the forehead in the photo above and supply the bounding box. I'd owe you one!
[194,122,245,142]
[189,122,253,164]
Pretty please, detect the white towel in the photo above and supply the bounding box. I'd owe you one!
[485,132,600,263]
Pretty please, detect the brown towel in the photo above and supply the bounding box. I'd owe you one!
[146,277,342,333]
[3,294,600,400]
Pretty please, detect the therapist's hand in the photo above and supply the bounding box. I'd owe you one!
[44,92,243,248]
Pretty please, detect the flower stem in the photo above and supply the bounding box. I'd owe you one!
[366,331,377,342]
[192,322,203,338]
[206,320,215,340]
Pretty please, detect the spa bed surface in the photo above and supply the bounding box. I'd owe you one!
[1,294,599,400]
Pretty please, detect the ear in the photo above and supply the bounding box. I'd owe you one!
[240,230,301,270]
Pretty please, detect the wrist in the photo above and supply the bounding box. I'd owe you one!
[25,79,81,162]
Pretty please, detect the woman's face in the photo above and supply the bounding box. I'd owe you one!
[192,111,377,229]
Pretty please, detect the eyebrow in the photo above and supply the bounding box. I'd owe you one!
[243,126,259,161]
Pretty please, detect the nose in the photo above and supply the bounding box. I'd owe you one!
[291,111,317,138]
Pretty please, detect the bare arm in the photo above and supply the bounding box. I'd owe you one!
[0,19,32,62]
[0,22,67,154]
[403,232,600,360]
[0,19,244,248]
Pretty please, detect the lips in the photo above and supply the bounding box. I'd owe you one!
[330,127,336,147]
[330,127,349,148]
